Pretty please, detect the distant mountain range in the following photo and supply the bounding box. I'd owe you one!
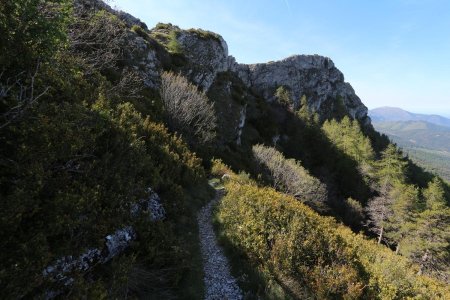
[372,120,450,152]
[370,106,450,128]
[369,107,450,181]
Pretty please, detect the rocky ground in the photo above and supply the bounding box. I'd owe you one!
[197,190,243,300]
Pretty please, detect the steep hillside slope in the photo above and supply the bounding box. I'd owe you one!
[1,0,449,298]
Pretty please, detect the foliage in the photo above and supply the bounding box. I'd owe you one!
[0,1,208,297]
[0,0,69,71]
[400,177,450,281]
[155,22,172,30]
[167,30,183,54]
[216,176,450,299]
[160,71,217,145]
[131,24,148,39]
[252,144,328,210]
[187,28,222,42]
[323,116,375,165]
[69,9,129,74]
[297,94,319,124]
[274,86,292,109]
[211,158,233,177]
[0,0,69,128]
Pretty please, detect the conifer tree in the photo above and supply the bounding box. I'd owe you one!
[401,177,450,279]
[366,144,408,244]
[384,183,419,253]
[274,86,292,109]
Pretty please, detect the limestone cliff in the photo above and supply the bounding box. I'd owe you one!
[150,25,369,125]
[239,55,369,124]
[81,0,370,126]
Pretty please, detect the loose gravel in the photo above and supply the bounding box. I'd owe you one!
[197,191,243,300]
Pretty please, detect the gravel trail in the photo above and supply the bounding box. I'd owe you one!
[197,191,243,300]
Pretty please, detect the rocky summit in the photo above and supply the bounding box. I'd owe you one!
[89,0,370,127]
[151,24,370,124]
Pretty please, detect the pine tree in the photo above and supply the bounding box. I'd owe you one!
[384,183,420,253]
[366,144,408,244]
[274,86,292,109]
[401,177,450,279]
[375,144,407,191]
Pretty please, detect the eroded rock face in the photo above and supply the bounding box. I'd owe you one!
[126,35,161,89]
[238,55,369,123]
[171,33,369,123]
[79,1,370,125]
[176,30,230,91]
[85,1,370,125]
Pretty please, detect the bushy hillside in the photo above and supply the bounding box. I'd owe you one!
[0,1,212,298]
[215,171,449,299]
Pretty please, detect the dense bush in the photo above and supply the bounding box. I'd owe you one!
[0,1,208,297]
[160,71,217,145]
[216,175,449,299]
[252,144,328,210]
[167,30,183,54]
[0,95,205,297]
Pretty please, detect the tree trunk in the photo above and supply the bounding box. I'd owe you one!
[377,226,384,244]
[418,249,429,276]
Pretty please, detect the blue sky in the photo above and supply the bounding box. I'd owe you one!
[111,0,450,117]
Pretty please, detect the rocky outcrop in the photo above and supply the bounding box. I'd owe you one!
[43,188,165,297]
[237,55,369,123]
[168,33,369,123]
[81,1,370,125]
[156,25,232,91]
[131,188,166,221]
[75,0,148,29]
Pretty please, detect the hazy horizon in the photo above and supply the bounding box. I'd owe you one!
[368,106,450,118]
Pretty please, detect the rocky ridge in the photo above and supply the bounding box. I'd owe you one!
[84,0,370,127]
[241,55,369,123]
[153,25,369,124]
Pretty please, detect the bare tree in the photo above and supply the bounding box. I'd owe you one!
[160,72,216,145]
[69,2,148,99]
[69,2,129,74]
[252,144,328,209]
[0,63,49,129]
[108,67,145,99]
[365,193,393,244]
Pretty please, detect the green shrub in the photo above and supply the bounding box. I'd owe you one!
[167,31,183,54]
[155,22,172,30]
[187,28,221,42]
[216,177,450,299]
[131,24,148,39]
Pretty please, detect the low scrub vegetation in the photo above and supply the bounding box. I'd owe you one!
[252,144,328,210]
[161,71,217,146]
[216,172,449,299]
